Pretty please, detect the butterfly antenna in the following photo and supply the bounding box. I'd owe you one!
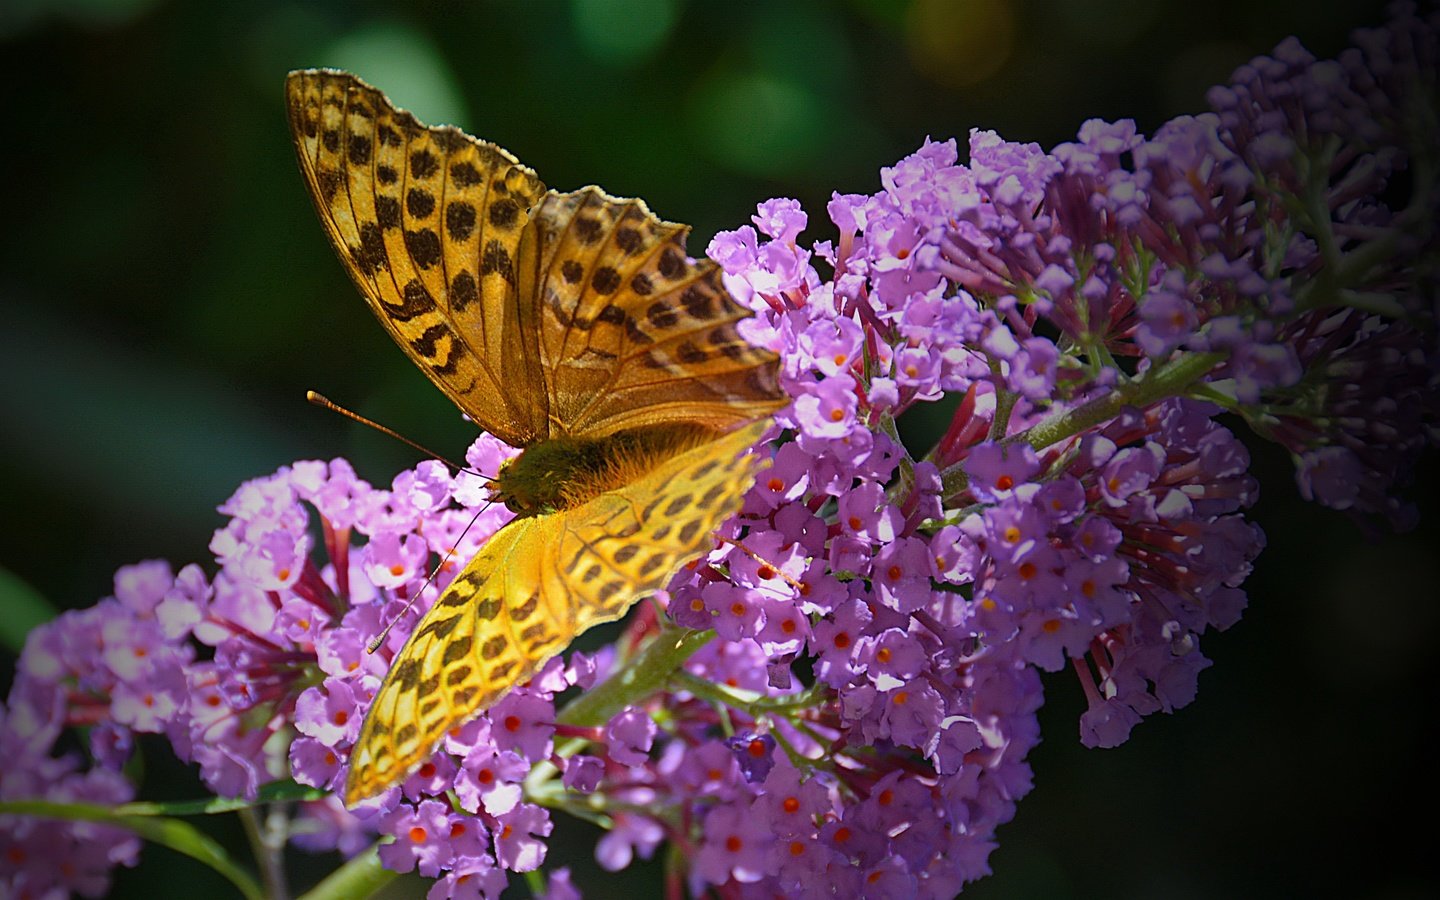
[715,536,806,593]
[306,390,476,475]
[365,497,499,654]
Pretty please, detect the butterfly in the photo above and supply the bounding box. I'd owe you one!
[285,70,786,805]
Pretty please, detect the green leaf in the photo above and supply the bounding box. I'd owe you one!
[297,844,398,900]
[0,565,56,653]
[112,779,328,817]
[0,799,265,900]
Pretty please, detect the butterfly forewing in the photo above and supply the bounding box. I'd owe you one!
[342,420,773,805]
[286,70,549,445]
[520,188,786,438]
[291,69,789,806]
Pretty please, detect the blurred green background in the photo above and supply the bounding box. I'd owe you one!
[1,0,1434,897]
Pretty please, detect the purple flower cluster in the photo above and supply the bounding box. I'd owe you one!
[2,6,1435,898]
[2,445,583,896]
[192,446,594,891]
[1,679,139,897]
[930,2,1439,526]
[611,158,1264,897]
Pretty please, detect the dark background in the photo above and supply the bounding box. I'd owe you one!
[1,0,1433,897]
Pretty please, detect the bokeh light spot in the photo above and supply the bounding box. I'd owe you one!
[571,0,677,65]
[318,22,466,126]
[689,73,823,178]
[905,0,1015,88]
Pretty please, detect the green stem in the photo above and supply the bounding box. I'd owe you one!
[938,462,969,500]
[296,844,397,900]
[111,779,326,817]
[525,627,717,804]
[878,411,914,504]
[239,806,289,900]
[557,626,716,728]
[1020,351,1227,451]
[0,800,266,900]
[671,670,818,713]
[989,387,1018,441]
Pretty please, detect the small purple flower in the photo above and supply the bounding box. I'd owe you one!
[488,691,555,762]
[965,441,1040,501]
[1097,443,1163,507]
[835,482,902,544]
[755,762,832,838]
[456,747,527,816]
[595,812,665,872]
[604,706,656,767]
[724,731,777,783]
[294,678,362,747]
[675,741,744,799]
[537,866,581,900]
[753,197,808,243]
[692,803,775,888]
[792,375,858,439]
[289,737,344,790]
[493,804,553,872]
[871,537,933,614]
[702,581,764,641]
[426,855,507,900]
[378,799,455,878]
[561,754,604,793]
[880,679,946,752]
[858,627,929,685]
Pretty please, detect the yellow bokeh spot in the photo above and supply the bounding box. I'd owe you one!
[905,0,1016,88]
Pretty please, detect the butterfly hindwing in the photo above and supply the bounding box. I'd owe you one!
[520,188,786,438]
[344,516,553,802]
[286,70,550,445]
[342,419,772,804]
[554,419,774,631]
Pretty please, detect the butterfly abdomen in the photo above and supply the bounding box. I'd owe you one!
[490,425,724,515]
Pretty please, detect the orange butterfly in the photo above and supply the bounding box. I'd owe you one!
[285,70,785,805]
